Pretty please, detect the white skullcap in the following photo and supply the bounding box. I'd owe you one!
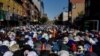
[3,40,10,47]
[9,41,16,47]
[3,51,13,56]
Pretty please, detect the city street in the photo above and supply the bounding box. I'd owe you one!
[0,0,100,56]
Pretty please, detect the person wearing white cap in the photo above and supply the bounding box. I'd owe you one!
[3,51,13,56]
[76,45,84,56]
[78,45,84,52]
[24,50,30,56]
[33,31,38,39]
[27,51,38,56]
[25,39,34,48]
[9,41,16,47]
[89,38,97,45]
[3,40,10,47]
[74,35,80,42]
[0,29,5,33]
[42,32,49,41]
[58,50,69,56]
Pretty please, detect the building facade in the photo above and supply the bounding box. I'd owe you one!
[55,11,70,25]
[0,0,27,26]
[68,0,100,30]
[84,0,100,31]
[58,11,68,22]
[0,0,44,27]
[69,0,85,23]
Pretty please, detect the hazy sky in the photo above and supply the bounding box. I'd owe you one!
[43,0,68,20]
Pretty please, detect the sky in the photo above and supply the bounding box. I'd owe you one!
[43,0,69,20]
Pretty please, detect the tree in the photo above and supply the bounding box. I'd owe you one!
[54,19,63,25]
[39,17,48,24]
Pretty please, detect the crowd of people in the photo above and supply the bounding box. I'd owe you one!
[0,25,100,56]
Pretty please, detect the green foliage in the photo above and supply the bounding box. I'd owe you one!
[39,17,48,24]
[54,19,63,25]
